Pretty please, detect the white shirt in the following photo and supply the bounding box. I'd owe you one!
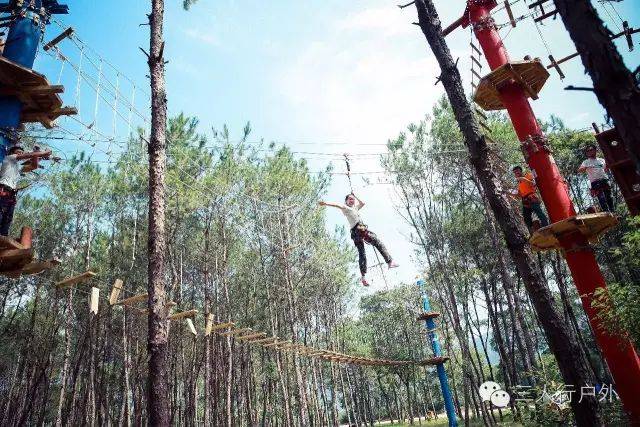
[0,154,20,190]
[580,157,607,183]
[340,203,363,229]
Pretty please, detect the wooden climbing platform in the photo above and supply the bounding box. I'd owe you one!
[473,60,549,111]
[0,236,33,276]
[416,311,440,321]
[529,212,618,251]
[0,56,77,128]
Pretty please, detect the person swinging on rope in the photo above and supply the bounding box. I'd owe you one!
[319,193,398,286]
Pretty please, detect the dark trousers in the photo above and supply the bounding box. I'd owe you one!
[591,179,615,212]
[0,195,15,236]
[522,198,549,230]
[350,223,392,276]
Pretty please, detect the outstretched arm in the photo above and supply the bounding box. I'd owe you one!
[318,201,344,209]
[15,149,52,161]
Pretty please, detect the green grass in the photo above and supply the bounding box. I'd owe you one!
[374,413,522,427]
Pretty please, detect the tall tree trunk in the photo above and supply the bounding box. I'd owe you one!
[553,0,640,171]
[412,1,602,425]
[147,0,170,424]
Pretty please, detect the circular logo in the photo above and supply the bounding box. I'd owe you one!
[478,381,501,402]
[490,390,511,408]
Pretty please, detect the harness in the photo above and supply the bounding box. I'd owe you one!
[590,178,610,196]
[0,185,17,204]
[521,193,540,207]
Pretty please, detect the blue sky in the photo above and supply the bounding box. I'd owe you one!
[30,0,640,291]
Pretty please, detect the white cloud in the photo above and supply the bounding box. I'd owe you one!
[337,6,416,38]
[183,28,221,48]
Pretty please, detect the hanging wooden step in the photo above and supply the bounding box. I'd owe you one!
[114,293,148,306]
[529,212,618,251]
[0,56,77,128]
[473,60,549,111]
[55,271,96,289]
[168,309,198,320]
[236,332,267,341]
[417,356,450,366]
[417,311,441,321]
[14,258,60,277]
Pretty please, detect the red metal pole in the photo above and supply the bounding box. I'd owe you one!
[466,0,640,421]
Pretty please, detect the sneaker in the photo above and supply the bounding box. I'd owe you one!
[361,277,370,287]
[388,261,399,269]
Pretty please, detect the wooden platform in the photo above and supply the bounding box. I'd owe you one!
[416,311,440,321]
[473,60,549,111]
[0,56,77,128]
[0,236,32,276]
[529,213,618,251]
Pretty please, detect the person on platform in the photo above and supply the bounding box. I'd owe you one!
[0,145,51,236]
[511,165,549,231]
[319,193,398,286]
[578,144,615,213]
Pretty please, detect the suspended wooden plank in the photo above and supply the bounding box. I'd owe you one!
[236,332,267,341]
[529,213,618,251]
[186,318,197,336]
[205,313,214,336]
[89,287,99,315]
[43,27,74,51]
[210,321,235,332]
[114,293,148,306]
[417,356,450,366]
[109,279,124,305]
[504,0,516,27]
[169,309,198,320]
[13,258,60,276]
[219,327,252,337]
[416,311,441,321]
[55,271,96,289]
[0,236,25,250]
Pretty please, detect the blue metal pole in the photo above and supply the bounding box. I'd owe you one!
[0,0,68,161]
[417,278,458,427]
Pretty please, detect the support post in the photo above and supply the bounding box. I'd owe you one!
[463,1,640,421]
[416,278,457,427]
[0,0,68,161]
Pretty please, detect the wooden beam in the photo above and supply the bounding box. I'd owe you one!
[236,332,267,341]
[0,248,32,263]
[109,279,124,305]
[89,287,99,315]
[534,9,557,23]
[210,321,235,332]
[43,27,74,51]
[55,271,96,289]
[205,313,214,336]
[114,293,148,306]
[0,84,64,97]
[219,327,252,337]
[0,236,25,250]
[186,318,197,336]
[504,0,516,27]
[263,340,285,348]
[169,309,198,320]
